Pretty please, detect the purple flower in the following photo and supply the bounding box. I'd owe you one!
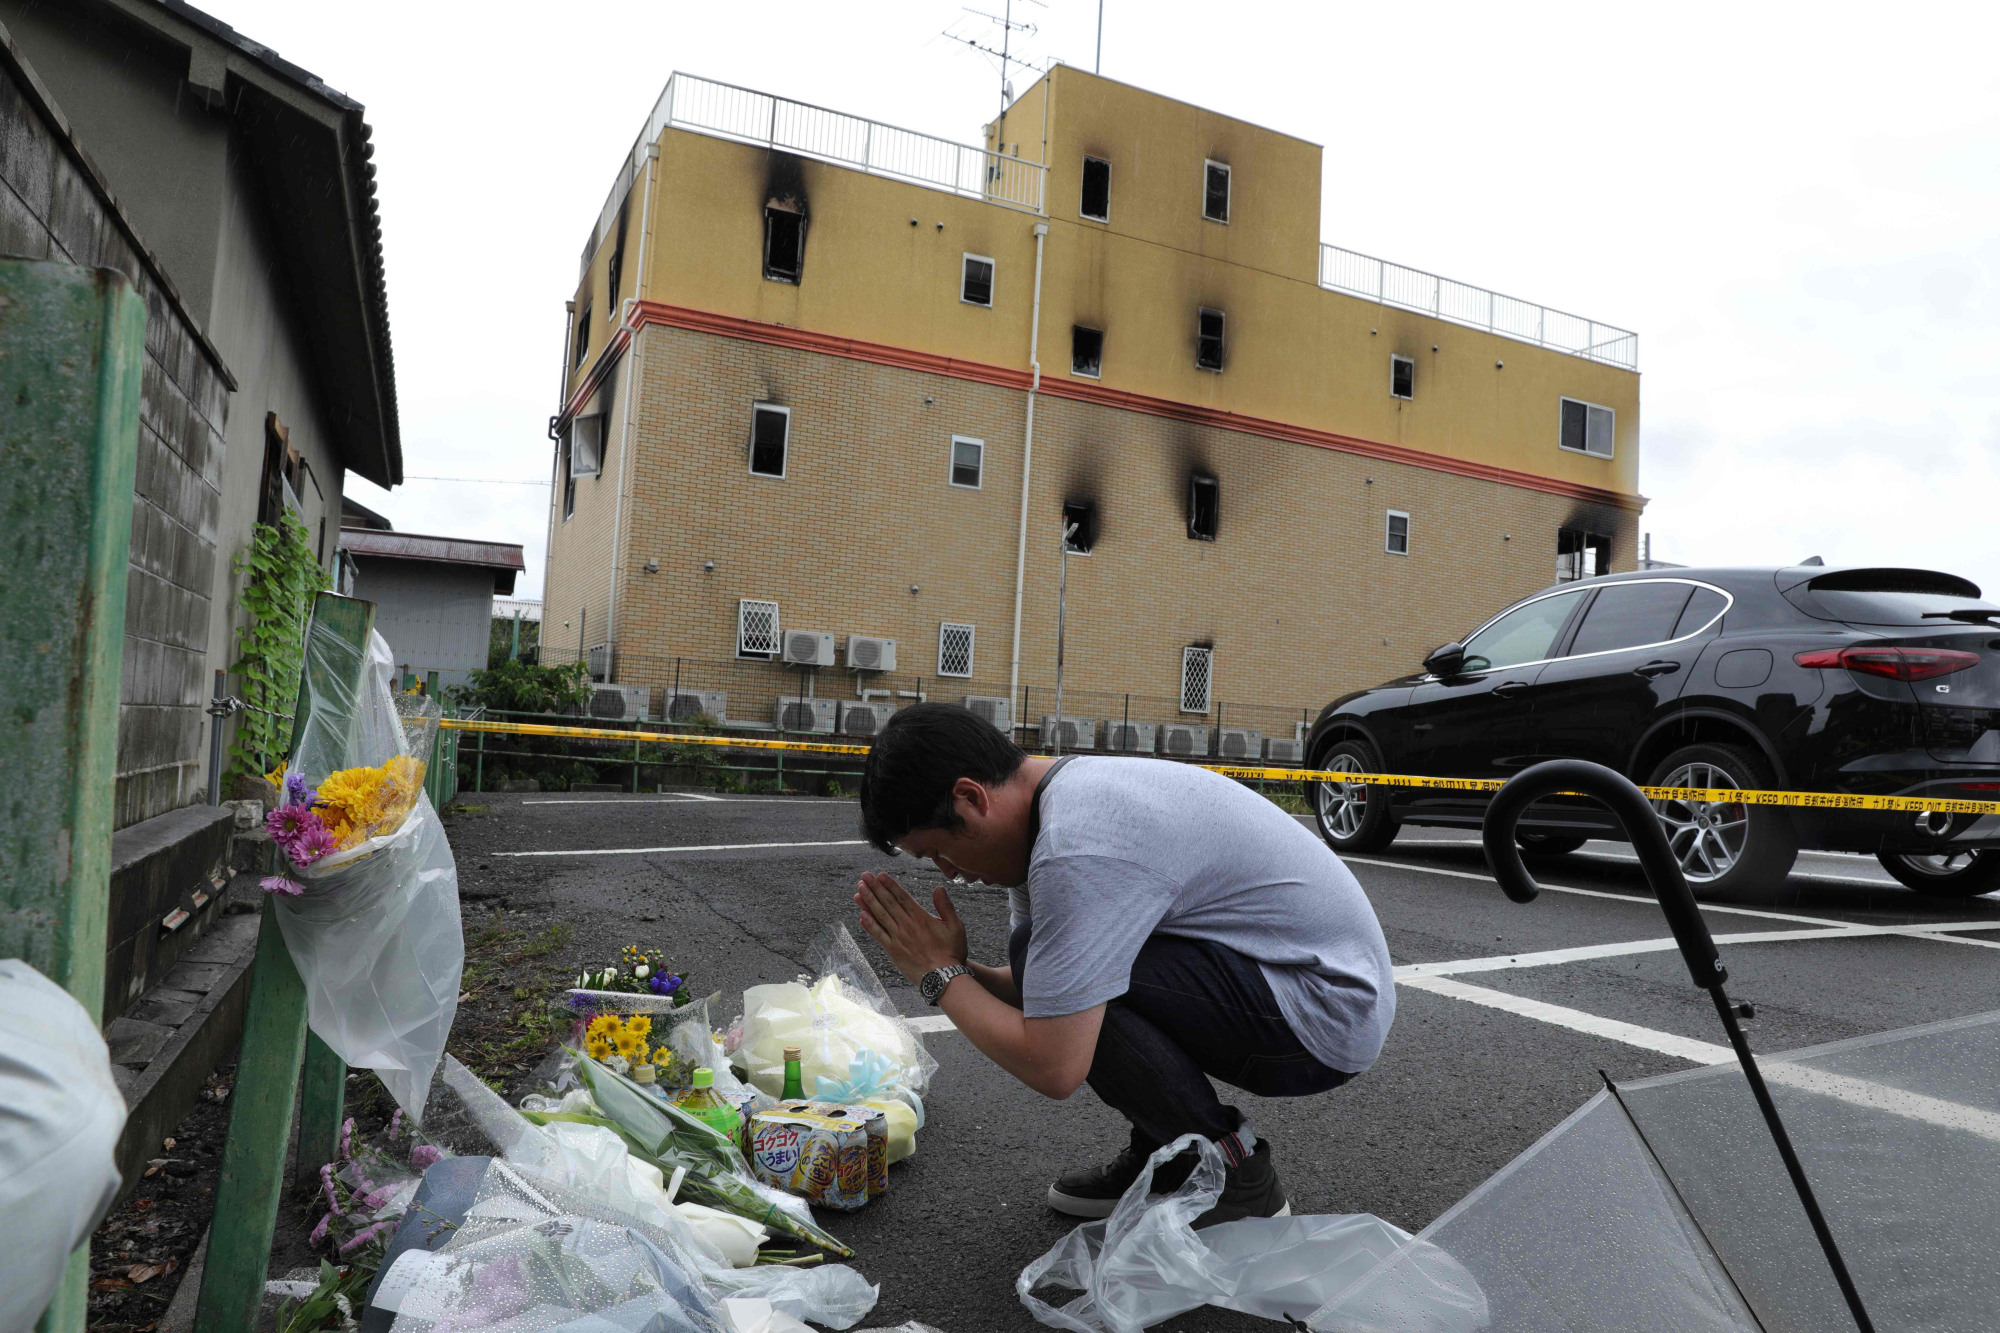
[308,1211,333,1247]
[388,1108,404,1142]
[285,772,318,806]
[266,802,318,842]
[410,1144,444,1170]
[338,1117,355,1161]
[359,1186,392,1212]
[261,875,305,897]
[339,1219,395,1255]
[647,973,683,997]
[286,822,336,866]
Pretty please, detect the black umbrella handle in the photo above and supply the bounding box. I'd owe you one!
[1479,759,1875,1333]
[1480,759,1725,989]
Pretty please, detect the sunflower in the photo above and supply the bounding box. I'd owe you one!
[613,1028,644,1059]
[624,1015,652,1041]
[584,1035,612,1061]
[586,1014,619,1041]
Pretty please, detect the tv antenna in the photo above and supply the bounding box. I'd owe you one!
[941,0,1045,142]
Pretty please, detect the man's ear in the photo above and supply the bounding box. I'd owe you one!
[952,776,992,821]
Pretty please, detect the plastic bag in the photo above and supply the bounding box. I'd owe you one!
[273,626,462,1116]
[417,1057,880,1329]
[1019,1136,1412,1332]
[732,926,935,1120]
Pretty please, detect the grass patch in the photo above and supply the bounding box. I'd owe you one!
[453,912,575,1082]
[1263,787,1312,817]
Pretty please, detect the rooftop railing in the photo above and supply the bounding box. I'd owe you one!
[1319,244,1639,370]
[584,73,1046,275]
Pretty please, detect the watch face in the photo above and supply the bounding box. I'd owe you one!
[921,972,944,1003]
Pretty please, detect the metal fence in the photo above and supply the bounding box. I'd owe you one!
[1319,244,1639,370]
[584,73,1047,274]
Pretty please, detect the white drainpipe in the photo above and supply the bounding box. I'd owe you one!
[1007,218,1050,718]
[603,143,658,682]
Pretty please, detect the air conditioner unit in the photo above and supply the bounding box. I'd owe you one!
[664,689,727,725]
[586,643,610,682]
[773,696,837,733]
[838,700,898,736]
[1099,720,1157,754]
[963,695,1013,733]
[1158,723,1209,758]
[845,636,898,672]
[1212,728,1263,761]
[781,630,837,667]
[1263,737,1305,765]
[588,683,652,721]
[1039,715,1096,751]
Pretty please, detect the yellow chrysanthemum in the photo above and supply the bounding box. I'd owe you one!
[586,1014,619,1040]
[585,1035,612,1060]
[624,1015,651,1040]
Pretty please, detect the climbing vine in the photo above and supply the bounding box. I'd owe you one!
[226,510,329,781]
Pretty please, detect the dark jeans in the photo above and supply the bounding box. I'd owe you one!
[1009,922,1351,1153]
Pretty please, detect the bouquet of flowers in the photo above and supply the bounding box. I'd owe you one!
[261,615,463,1117]
[574,944,691,1000]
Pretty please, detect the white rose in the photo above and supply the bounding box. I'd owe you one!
[635,964,651,978]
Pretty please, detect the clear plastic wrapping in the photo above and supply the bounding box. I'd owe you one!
[273,625,462,1116]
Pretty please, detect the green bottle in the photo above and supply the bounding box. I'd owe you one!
[781,1044,806,1101]
[674,1067,741,1142]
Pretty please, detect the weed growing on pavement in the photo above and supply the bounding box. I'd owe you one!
[1263,786,1312,817]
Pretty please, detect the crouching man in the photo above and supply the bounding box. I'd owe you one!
[853,703,1394,1226]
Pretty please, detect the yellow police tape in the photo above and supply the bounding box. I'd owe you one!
[440,717,2000,817]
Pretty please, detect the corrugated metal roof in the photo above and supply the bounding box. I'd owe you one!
[339,527,525,572]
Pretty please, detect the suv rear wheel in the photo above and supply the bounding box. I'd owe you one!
[1313,740,1400,854]
[1647,743,1798,894]
[1876,850,2000,899]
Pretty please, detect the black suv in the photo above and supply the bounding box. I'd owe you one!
[1306,566,2000,897]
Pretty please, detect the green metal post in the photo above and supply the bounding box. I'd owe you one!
[476,726,486,792]
[199,593,370,1331]
[1,261,145,1333]
[194,904,310,1333]
[296,1032,346,1188]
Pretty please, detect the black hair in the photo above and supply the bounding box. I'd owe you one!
[858,702,1026,854]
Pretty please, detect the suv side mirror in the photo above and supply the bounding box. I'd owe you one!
[1424,642,1466,677]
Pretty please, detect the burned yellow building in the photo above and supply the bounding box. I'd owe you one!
[542,68,1642,755]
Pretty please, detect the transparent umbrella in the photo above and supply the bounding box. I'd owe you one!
[1310,761,2000,1333]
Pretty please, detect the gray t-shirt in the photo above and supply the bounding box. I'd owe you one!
[1009,756,1395,1073]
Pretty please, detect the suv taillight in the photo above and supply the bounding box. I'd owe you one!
[1794,646,1981,682]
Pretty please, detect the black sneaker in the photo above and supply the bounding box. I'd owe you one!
[1191,1141,1290,1229]
[1046,1143,1197,1219]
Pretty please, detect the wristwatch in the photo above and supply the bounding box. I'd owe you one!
[919,963,970,1006]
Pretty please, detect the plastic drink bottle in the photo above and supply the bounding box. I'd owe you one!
[674,1067,742,1143]
[781,1045,806,1101]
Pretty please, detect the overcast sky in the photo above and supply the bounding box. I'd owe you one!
[205,0,2000,603]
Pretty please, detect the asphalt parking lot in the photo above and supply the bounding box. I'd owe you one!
[444,788,2000,1332]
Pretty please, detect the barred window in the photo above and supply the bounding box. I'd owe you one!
[738,599,780,657]
[1181,646,1213,714]
[937,622,975,677]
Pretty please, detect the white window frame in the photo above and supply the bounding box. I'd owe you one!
[937,622,976,678]
[1202,159,1231,224]
[1390,354,1415,401]
[1558,396,1616,459]
[749,402,790,479]
[737,598,781,658]
[948,435,984,490]
[1079,155,1111,222]
[1070,324,1103,379]
[960,252,995,307]
[1385,509,1411,556]
[1180,645,1214,715]
[1195,307,1225,372]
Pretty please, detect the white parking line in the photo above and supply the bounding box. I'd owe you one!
[1397,974,1733,1063]
[1341,853,2000,940]
[1395,921,2000,978]
[521,796,832,805]
[493,839,869,858]
[907,1014,955,1034]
